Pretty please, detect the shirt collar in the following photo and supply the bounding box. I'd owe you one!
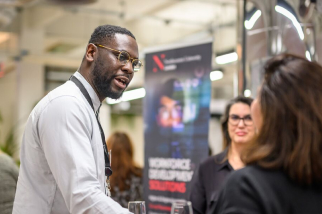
[216,149,234,171]
[73,71,101,113]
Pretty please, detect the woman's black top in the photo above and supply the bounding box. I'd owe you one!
[111,172,143,208]
[189,150,234,214]
[211,165,322,214]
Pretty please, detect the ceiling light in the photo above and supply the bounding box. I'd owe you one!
[244,89,252,97]
[244,10,262,30]
[215,52,238,65]
[107,88,146,105]
[210,70,223,81]
[118,101,131,111]
[0,32,10,44]
[107,99,121,105]
[275,5,304,40]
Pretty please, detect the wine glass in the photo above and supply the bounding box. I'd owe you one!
[171,200,193,214]
[128,201,146,214]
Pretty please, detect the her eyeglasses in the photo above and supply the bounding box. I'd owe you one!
[229,114,253,126]
[95,44,143,72]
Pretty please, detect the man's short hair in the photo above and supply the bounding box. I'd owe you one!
[88,25,135,45]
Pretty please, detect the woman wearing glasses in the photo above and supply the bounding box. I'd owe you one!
[190,96,255,214]
[106,132,143,208]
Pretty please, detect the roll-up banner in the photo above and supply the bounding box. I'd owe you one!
[143,41,212,214]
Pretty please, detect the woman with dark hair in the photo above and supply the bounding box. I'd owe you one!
[190,96,255,214]
[212,54,322,214]
[106,132,143,208]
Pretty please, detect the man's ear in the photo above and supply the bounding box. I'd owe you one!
[85,43,97,62]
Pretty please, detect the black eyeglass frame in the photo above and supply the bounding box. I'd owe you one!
[94,43,143,72]
[228,114,253,126]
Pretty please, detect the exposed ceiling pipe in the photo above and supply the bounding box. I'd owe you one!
[247,0,316,57]
[249,0,278,56]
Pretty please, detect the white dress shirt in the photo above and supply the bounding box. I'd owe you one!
[13,72,131,214]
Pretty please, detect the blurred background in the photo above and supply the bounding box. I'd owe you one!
[0,0,322,166]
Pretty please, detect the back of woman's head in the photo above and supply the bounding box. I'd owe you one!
[221,96,254,149]
[106,132,141,191]
[244,53,322,186]
[107,132,133,166]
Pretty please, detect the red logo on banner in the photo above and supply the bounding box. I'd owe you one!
[152,54,166,72]
[149,180,186,193]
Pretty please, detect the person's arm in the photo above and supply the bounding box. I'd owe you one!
[210,169,262,214]
[3,153,19,183]
[189,165,207,214]
[10,162,19,183]
[38,96,130,214]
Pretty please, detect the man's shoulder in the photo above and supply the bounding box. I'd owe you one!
[32,81,85,117]
[42,81,81,103]
[47,81,80,100]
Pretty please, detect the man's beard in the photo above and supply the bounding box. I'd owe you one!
[92,60,125,99]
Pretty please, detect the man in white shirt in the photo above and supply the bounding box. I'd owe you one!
[13,25,142,214]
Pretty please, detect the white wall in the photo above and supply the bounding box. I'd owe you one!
[109,115,144,167]
[208,117,223,155]
[0,70,16,144]
[15,61,44,146]
[0,60,44,160]
[100,103,112,139]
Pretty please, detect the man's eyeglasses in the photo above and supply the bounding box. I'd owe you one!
[95,44,143,72]
[229,114,253,126]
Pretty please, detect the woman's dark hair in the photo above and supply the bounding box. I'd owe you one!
[221,96,254,149]
[106,132,142,192]
[243,53,322,186]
